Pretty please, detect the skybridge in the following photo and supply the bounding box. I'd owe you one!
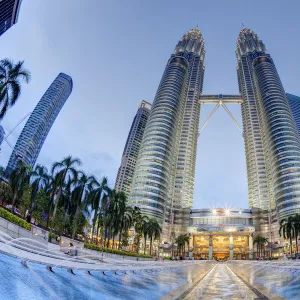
[199,94,243,133]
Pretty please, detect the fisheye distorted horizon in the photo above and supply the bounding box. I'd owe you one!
[1,0,300,209]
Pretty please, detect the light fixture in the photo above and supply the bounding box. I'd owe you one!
[225,209,230,215]
[212,209,217,215]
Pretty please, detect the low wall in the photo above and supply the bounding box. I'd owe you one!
[79,247,153,261]
[0,216,48,244]
[59,236,84,254]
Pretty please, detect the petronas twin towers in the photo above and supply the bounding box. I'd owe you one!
[128,26,300,238]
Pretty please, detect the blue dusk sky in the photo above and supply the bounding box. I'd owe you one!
[1,0,300,210]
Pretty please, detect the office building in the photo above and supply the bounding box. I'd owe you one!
[7,73,73,173]
[130,27,205,228]
[0,0,22,36]
[115,100,151,199]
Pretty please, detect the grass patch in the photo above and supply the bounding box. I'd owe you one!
[0,207,31,231]
[84,243,152,258]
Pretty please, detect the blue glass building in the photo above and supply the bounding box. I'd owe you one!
[286,93,300,136]
[6,73,73,173]
[0,0,22,37]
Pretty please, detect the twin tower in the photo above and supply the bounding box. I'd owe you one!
[122,27,300,237]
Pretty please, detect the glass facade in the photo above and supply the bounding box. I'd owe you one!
[115,100,152,199]
[236,28,270,210]
[6,73,73,173]
[286,93,300,136]
[253,56,300,220]
[130,28,205,227]
[0,0,22,36]
[130,55,189,221]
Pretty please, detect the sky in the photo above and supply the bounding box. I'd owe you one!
[1,0,300,210]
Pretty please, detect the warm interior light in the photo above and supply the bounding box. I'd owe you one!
[225,209,230,215]
[212,209,217,215]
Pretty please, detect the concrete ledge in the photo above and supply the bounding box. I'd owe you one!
[160,263,215,300]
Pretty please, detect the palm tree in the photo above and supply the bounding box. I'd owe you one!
[147,218,162,256]
[70,171,96,239]
[292,214,300,255]
[279,216,295,255]
[253,235,268,258]
[0,59,31,120]
[9,160,31,213]
[31,164,49,209]
[134,213,148,254]
[49,156,81,241]
[89,176,108,242]
[118,204,133,249]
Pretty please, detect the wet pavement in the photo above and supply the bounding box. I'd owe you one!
[184,264,258,300]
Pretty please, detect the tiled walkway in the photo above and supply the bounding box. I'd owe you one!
[184,263,259,300]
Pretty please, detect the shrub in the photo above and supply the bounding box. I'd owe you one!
[84,243,152,258]
[0,207,31,231]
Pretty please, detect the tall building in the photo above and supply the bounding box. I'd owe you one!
[0,125,5,148]
[0,0,22,37]
[130,27,205,230]
[236,28,270,210]
[7,73,73,173]
[115,100,151,199]
[286,93,300,135]
[237,28,300,221]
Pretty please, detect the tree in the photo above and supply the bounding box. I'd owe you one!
[175,234,189,256]
[9,160,31,213]
[89,176,108,242]
[147,218,162,256]
[279,216,295,255]
[49,156,81,241]
[0,59,31,120]
[0,181,12,205]
[253,235,268,257]
[31,164,49,209]
[293,214,300,255]
[31,189,49,225]
[19,184,32,218]
[121,230,130,249]
[70,171,95,239]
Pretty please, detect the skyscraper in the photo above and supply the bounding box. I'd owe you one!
[130,28,205,230]
[237,28,300,220]
[0,0,22,37]
[115,100,151,199]
[286,93,300,135]
[7,73,73,173]
[236,28,270,210]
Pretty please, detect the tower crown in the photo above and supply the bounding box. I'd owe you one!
[236,27,267,60]
[174,27,205,58]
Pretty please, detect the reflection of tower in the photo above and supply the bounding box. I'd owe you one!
[115,100,151,199]
[130,28,205,233]
[7,73,72,173]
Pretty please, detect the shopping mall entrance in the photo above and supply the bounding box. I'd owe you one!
[187,208,255,260]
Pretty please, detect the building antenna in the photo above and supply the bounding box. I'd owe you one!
[242,22,245,28]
